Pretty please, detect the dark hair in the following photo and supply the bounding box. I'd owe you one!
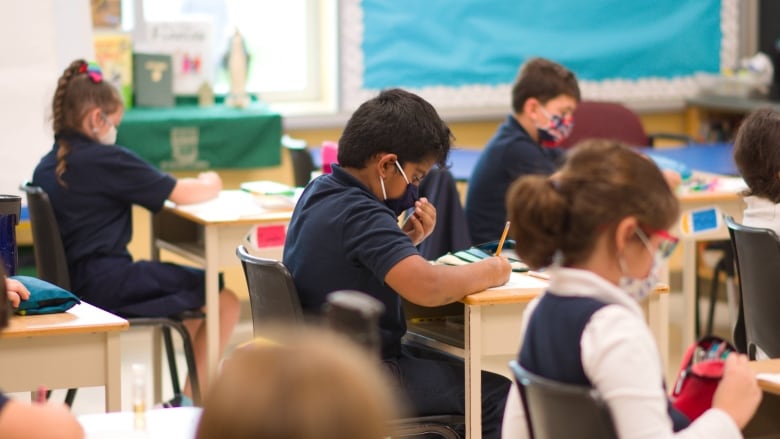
[511,57,581,114]
[733,108,780,203]
[507,139,679,269]
[52,59,123,187]
[337,88,452,169]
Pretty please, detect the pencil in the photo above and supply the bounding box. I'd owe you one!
[495,221,511,256]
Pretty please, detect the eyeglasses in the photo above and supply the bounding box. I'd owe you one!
[637,228,679,259]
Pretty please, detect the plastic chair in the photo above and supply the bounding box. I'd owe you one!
[236,246,465,438]
[696,240,737,338]
[508,360,618,439]
[559,101,693,149]
[20,182,202,405]
[725,216,780,359]
[282,135,317,188]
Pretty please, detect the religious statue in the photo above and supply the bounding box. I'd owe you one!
[225,29,250,108]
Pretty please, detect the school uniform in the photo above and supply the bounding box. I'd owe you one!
[502,268,742,439]
[32,131,208,317]
[742,195,780,236]
[465,115,564,245]
[0,391,7,413]
[283,165,510,439]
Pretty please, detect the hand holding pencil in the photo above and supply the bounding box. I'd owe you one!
[495,221,510,256]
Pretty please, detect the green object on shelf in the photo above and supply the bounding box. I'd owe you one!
[116,102,282,170]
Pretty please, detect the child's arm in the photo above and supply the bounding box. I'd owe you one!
[169,171,222,205]
[0,400,84,439]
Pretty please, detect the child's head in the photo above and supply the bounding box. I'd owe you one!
[733,108,780,203]
[507,139,678,269]
[337,88,452,169]
[51,59,124,185]
[511,57,580,115]
[196,328,399,439]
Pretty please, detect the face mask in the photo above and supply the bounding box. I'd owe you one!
[98,113,118,145]
[536,106,574,147]
[618,229,662,302]
[379,160,419,216]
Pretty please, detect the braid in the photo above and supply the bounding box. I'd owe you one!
[53,59,86,187]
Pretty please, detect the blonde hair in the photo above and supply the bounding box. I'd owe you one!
[196,328,399,439]
[51,59,123,187]
[507,139,679,268]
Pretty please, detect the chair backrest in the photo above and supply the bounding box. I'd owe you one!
[323,290,385,357]
[236,245,303,335]
[282,138,317,188]
[509,360,618,439]
[18,182,71,290]
[559,101,648,149]
[725,215,780,358]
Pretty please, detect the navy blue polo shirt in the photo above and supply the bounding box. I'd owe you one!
[0,390,7,414]
[465,115,565,244]
[283,165,419,359]
[32,132,175,272]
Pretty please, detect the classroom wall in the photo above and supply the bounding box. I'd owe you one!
[0,0,94,194]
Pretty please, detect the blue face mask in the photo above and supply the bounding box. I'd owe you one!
[380,160,419,216]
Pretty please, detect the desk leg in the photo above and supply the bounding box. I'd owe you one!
[105,332,122,412]
[465,304,482,439]
[647,292,670,384]
[204,226,220,388]
[682,239,697,354]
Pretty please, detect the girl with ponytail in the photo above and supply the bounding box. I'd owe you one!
[32,60,239,406]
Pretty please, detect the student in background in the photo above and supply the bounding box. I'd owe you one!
[0,264,84,439]
[283,88,512,439]
[32,59,240,406]
[501,140,761,438]
[197,328,399,439]
[733,108,780,234]
[465,57,580,245]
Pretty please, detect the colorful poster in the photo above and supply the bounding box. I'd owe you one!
[93,31,133,107]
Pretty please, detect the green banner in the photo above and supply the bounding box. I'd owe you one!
[117,103,282,170]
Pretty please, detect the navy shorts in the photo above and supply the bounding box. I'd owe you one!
[72,256,224,318]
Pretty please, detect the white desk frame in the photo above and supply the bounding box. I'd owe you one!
[150,191,292,389]
[0,302,128,412]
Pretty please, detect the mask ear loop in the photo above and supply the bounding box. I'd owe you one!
[379,177,387,200]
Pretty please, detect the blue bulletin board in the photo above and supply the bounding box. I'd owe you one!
[340,0,738,110]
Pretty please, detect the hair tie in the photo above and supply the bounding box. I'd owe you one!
[79,61,103,84]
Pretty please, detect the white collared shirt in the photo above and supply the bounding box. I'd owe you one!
[502,267,741,439]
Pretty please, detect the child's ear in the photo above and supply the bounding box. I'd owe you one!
[614,216,639,254]
[522,98,541,120]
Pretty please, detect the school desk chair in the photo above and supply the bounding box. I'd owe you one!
[508,360,618,439]
[282,134,318,188]
[725,216,780,359]
[559,101,692,149]
[20,182,202,406]
[235,246,465,439]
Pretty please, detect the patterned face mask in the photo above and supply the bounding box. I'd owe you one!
[536,106,574,147]
[618,229,662,302]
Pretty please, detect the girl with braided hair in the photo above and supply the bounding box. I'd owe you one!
[32,59,240,407]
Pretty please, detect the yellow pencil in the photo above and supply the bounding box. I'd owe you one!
[495,221,511,256]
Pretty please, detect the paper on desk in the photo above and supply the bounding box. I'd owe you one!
[171,190,273,221]
[487,271,549,291]
[757,373,780,385]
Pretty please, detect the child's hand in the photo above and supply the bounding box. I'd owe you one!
[5,277,30,308]
[402,198,436,246]
[198,171,222,187]
[712,353,762,428]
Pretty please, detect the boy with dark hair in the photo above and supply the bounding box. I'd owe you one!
[466,57,581,245]
[283,88,512,439]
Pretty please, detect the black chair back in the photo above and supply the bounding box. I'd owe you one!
[19,182,71,289]
[509,360,618,439]
[324,290,385,357]
[725,215,780,358]
[282,139,317,188]
[236,245,303,334]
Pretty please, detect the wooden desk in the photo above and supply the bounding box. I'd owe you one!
[151,190,293,387]
[0,302,128,412]
[675,174,744,352]
[451,273,669,439]
[745,359,780,438]
[79,406,202,438]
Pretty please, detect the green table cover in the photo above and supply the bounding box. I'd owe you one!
[116,103,282,170]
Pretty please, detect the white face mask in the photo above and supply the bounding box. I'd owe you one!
[98,113,118,145]
[618,229,662,302]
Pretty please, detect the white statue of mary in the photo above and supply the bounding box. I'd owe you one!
[225,29,250,108]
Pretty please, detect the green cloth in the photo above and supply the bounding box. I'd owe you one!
[10,276,81,315]
[116,103,282,170]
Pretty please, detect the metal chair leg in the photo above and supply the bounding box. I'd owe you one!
[162,326,182,397]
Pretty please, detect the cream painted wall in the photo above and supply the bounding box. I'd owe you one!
[0,0,94,194]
